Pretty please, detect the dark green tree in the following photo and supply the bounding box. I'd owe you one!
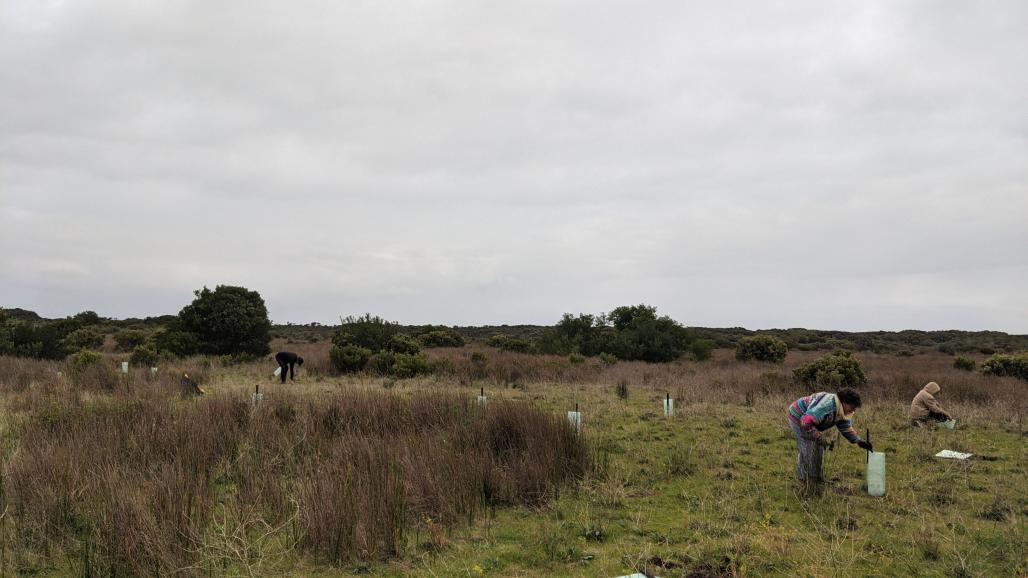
[177,285,272,357]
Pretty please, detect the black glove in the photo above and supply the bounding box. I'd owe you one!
[857,440,873,452]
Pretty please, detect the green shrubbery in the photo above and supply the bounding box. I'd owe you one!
[953,356,976,372]
[689,339,714,361]
[793,350,867,388]
[114,329,148,352]
[735,335,787,363]
[130,344,159,367]
[333,314,399,351]
[177,286,272,357]
[329,315,431,378]
[537,304,696,363]
[151,329,201,357]
[416,327,465,348]
[488,334,534,353]
[63,326,105,351]
[0,309,105,360]
[330,344,373,373]
[69,349,104,372]
[981,353,1028,381]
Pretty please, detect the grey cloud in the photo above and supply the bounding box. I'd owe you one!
[1,0,1025,331]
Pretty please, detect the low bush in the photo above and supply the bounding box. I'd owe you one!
[63,326,105,350]
[417,329,465,348]
[735,334,788,363]
[389,352,432,378]
[130,343,159,367]
[981,352,1028,381]
[69,348,104,371]
[330,344,372,373]
[114,329,148,351]
[387,334,421,355]
[793,350,867,388]
[690,339,714,361]
[488,334,534,353]
[952,356,976,372]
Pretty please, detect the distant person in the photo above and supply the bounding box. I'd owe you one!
[787,388,873,492]
[910,381,952,426]
[275,351,304,384]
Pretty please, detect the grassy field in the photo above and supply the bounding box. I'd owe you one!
[0,347,1024,577]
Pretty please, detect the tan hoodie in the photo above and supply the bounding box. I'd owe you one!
[910,381,950,421]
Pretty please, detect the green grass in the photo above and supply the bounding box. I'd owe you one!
[247,379,1025,577]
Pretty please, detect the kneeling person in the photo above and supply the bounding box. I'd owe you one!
[910,381,952,426]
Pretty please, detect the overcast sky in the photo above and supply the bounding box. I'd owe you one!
[1,1,1026,332]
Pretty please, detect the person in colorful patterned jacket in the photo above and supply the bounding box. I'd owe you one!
[787,388,872,491]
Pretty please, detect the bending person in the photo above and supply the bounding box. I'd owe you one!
[910,381,952,426]
[787,388,872,493]
[275,351,304,384]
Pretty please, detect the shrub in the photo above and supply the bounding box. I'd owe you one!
[604,304,690,363]
[417,329,465,348]
[599,352,618,366]
[389,353,432,378]
[387,334,421,355]
[151,328,201,357]
[70,348,104,372]
[130,343,159,367]
[177,285,272,357]
[368,350,397,375]
[953,356,976,372]
[735,335,788,363]
[568,353,585,365]
[981,353,1028,381]
[114,329,148,351]
[793,350,867,388]
[332,314,399,351]
[330,344,372,373]
[63,326,105,350]
[488,334,534,353]
[690,339,714,361]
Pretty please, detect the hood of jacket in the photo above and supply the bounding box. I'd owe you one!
[922,381,940,395]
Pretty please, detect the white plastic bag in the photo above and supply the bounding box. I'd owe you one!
[273,366,282,378]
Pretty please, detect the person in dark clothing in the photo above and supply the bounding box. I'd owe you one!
[275,351,304,383]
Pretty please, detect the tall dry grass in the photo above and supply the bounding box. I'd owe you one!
[0,355,590,574]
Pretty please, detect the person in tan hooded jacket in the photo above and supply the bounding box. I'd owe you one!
[910,381,952,426]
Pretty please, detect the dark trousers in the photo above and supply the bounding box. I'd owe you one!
[279,362,294,383]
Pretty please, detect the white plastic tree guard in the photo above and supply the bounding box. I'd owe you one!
[478,387,487,407]
[120,361,129,373]
[866,451,886,497]
[567,410,581,433]
[663,393,674,417]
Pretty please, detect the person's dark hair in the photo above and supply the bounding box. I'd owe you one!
[297,356,304,366]
[837,387,861,408]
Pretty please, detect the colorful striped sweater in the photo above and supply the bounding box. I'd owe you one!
[788,392,862,444]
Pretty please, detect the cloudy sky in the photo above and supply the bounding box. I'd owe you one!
[1,1,1026,332]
